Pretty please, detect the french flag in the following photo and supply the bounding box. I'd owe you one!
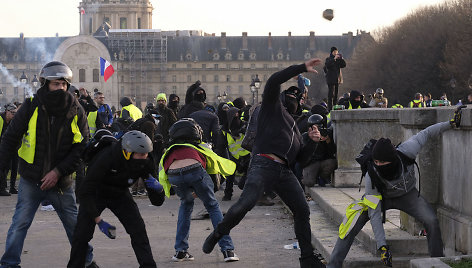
[99,57,115,82]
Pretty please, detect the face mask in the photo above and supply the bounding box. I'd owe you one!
[230,118,241,134]
[374,161,399,180]
[194,93,205,103]
[285,97,298,114]
[127,158,151,176]
[43,89,69,115]
[351,100,361,107]
[169,100,179,108]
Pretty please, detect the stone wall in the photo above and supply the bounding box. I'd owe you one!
[331,105,472,255]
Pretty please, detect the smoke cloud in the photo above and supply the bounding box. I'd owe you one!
[0,62,34,98]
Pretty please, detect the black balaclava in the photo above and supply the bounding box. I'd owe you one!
[168,94,179,109]
[38,82,72,116]
[372,138,400,180]
[283,93,299,115]
[349,90,363,108]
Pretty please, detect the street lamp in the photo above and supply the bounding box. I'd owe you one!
[217,92,222,103]
[253,74,261,104]
[31,74,39,94]
[250,79,256,105]
[20,71,28,99]
[222,91,227,102]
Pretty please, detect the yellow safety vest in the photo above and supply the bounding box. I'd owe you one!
[87,111,97,137]
[223,131,250,160]
[0,116,4,137]
[392,104,403,108]
[348,102,362,110]
[338,194,382,239]
[327,113,331,125]
[409,100,423,108]
[18,107,83,164]
[121,105,142,121]
[158,143,236,197]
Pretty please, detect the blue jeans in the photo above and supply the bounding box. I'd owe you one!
[168,164,234,252]
[215,155,314,259]
[0,178,93,268]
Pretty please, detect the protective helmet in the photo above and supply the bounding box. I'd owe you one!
[121,130,153,154]
[307,114,325,129]
[39,61,73,87]
[169,118,203,144]
[376,88,384,95]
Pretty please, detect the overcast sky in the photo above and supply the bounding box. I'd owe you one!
[0,0,447,38]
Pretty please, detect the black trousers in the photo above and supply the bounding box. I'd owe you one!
[74,160,86,203]
[68,191,156,268]
[216,155,315,259]
[9,155,19,189]
[327,83,339,111]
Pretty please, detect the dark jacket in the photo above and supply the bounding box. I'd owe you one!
[0,87,89,189]
[339,90,370,109]
[325,54,346,85]
[156,105,177,145]
[253,63,313,165]
[300,129,336,168]
[189,109,220,146]
[178,82,206,119]
[79,142,164,218]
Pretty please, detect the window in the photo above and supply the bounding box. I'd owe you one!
[93,69,99,82]
[187,75,192,82]
[226,64,231,69]
[120,18,127,29]
[226,75,231,82]
[214,64,218,69]
[89,18,92,34]
[202,75,206,82]
[250,64,255,69]
[121,86,124,96]
[214,75,219,82]
[172,64,176,69]
[238,75,243,82]
[238,64,243,69]
[79,69,86,82]
[202,64,206,69]
[187,64,192,69]
[172,75,176,82]
[137,18,141,29]
[238,86,243,95]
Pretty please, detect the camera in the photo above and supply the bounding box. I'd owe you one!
[319,128,329,137]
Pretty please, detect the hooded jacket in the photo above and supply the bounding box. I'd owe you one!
[0,86,89,189]
[177,82,206,119]
[253,63,312,165]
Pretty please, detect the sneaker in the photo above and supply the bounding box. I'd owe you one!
[0,190,11,196]
[40,204,55,211]
[172,251,194,262]
[137,190,147,196]
[9,187,18,194]
[86,260,100,268]
[202,230,221,254]
[131,190,138,196]
[222,250,239,262]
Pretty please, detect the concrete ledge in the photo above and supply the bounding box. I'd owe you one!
[306,187,429,256]
[438,207,472,256]
[409,258,450,268]
[333,168,362,188]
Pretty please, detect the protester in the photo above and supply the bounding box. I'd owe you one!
[339,90,369,109]
[177,81,206,119]
[159,118,240,262]
[408,93,425,108]
[90,91,113,132]
[155,93,177,147]
[324,47,346,111]
[424,93,432,107]
[202,58,326,268]
[167,93,180,116]
[326,105,467,268]
[0,103,18,195]
[68,130,163,268]
[0,61,96,267]
[120,96,142,121]
[369,88,388,108]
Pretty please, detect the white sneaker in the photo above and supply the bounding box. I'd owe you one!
[41,204,55,211]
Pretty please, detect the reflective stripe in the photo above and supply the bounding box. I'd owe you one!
[338,195,382,239]
[87,111,97,137]
[159,143,236,197]
[392,104,403,108]
[409,100,423,108]
[348,102,362,109]
[18,106,83,164]
[224,131,250,160]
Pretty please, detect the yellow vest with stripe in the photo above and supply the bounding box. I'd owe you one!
[0,116,4,137]
[348,102,362,110]
[409,100,423,108]
[338,195,382,239]
[392,104,403,108]
[121,104,142,121]
[158,143,236,197]
[223,131,250,160]
[17,107,84,164]
[87,111,97,137]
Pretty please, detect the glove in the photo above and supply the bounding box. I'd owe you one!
[379,245,392,267]
[97,219,116,239]
[145,175,164,193]
[450,105,467,128]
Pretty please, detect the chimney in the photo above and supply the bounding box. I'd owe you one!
[242,32,248,50]
[268,32,272,50]
[288,31,292,50]
[220,32,227,50]
[19,33,25,51]
[309,31,315,50]
[176,30,180,37]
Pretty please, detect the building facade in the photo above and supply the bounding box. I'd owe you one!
[0,0,375,110]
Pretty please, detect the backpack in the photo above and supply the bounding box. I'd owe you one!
[82,129,118,164]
